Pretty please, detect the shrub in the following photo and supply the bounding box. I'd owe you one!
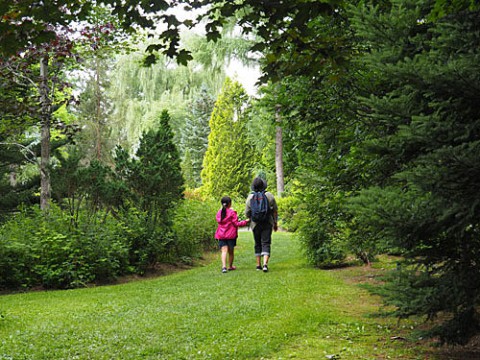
[0,205,130,289]
[300,219,347,268]
[112,207,177,273]
[0,197,223,290]
[172,198,218,259]
[298,189,348,268]
[276,195,306,232]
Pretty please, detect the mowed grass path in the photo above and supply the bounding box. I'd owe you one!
[1,232,431,359]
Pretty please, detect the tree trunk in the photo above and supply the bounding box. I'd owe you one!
[9,164,17,187]
[275,104,284,197]
[39,56,51,211]
[95,56,102,160]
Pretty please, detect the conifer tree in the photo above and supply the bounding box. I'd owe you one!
[181,149,196,189]
[116,110,184,230]
[201,78,254,198]
[180,85,215,188]
[348,0,480,344]
[112,109,184,268]
[140,110,184,228]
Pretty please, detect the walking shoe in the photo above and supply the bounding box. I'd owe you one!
[263,264,268,273]
[222,267,227,273]
[228,266,237,271]
[256,265,262,271]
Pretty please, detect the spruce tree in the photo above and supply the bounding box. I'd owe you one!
[181,149,197,189]
[116,110,184,230]
[180,85,215,188]
[136,110,184,228]
[201,78,253,198]
[0,141,39,220]
[348,0,480,344]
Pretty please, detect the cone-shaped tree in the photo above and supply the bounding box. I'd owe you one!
[180,85,215,188]
[201,78,254,198]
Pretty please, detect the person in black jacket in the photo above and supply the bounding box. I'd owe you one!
[245,177,278,272]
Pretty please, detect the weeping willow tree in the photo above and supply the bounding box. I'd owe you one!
[108,52,194,150]
[108,30,256,154]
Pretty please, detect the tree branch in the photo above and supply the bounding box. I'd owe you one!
[0,142,39,165]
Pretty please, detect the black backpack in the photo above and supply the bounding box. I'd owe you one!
[250,191,270,223]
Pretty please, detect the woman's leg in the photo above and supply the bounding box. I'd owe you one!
[253,226,262,268]
[261,225,273,267]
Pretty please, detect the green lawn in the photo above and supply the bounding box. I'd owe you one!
[0,232,435,359]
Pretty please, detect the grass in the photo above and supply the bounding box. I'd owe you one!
[0,232,438,359]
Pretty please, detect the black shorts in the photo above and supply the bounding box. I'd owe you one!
[218,239,237,249]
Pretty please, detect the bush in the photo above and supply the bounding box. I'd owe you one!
[276,195,306,232]
[115,207,176,273]
[298,189,348,268]
[172,198,218,259]
[300,220,347,268]
[0,197,222,290]
[0,205,130,289]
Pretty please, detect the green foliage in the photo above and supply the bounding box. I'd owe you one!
[116,207,176,273]
[181,149,197,189]
[0,108,195,289]
[71,6,130,165]
[0,144,39,221]
[269,71,364,266]
[201,78,255,198]
[51,147,127,221]
[299,210,348,269]
[245,95,277,184]
[115,110,184,230]
[180,85,215,188]
[172,198,218,258]
[0,205,130,289]
[275,195,304,232]
[346,0,480,344]
[108,38,230,152]
[0,135,75,222]
[111,110,184,271]
[292,174,351,268]
[430,0,480,19]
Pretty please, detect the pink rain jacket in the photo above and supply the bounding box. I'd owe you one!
[215,208,248,240]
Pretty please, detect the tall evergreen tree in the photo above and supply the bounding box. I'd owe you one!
[347,0,480,344]
[201,78,254,198]
[73,6,128,165]
[180,85,215,188]
[117,110,184,230]
[112,109,184,269]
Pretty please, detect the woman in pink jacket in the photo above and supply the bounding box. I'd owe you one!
[215,196,250,273]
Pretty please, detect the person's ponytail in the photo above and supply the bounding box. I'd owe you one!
[220,196,232,220]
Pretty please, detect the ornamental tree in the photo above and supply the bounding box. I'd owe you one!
[201,78,254,198]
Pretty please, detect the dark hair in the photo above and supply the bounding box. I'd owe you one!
[221,196,232,220]
[251,177,267,192]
